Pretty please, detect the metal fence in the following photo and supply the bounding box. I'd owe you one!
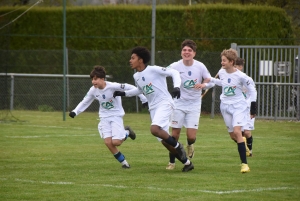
[212,44,300,120]
[1,46,299,121]
[0,49,221,115]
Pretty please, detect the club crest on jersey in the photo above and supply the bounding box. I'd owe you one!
[142,77,145,81]
[101,99,114,109]
[228,78,231,83]
[142,83,154,95]
[188,71,192,76]
[102,95,105,99]
[120,84,125,89]
[224,86,236,96]
[183,79,197,88]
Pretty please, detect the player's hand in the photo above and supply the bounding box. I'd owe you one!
[250,102,257,116]
[69,112,76,118]
[113,91,125,98]
[194,83,206,90]
[142,102,148,108]
[171,87,180,99]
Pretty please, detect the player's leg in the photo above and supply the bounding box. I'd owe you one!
[166,109,184,169]
[161,140,194,172]
[150,103,188,163]
[100,117,131,169]
[231,103,250,173]
[184,102,201,159]
[243,117,255,156]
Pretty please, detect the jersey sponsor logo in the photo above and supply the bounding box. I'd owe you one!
[188,71,192,76]
[142,83,154,95]
[224,86,236,96]
[183,79,197,88]
[179,72,184,74]
[101,99,114,109]
[96,95,100,97]
[171,120,178,125]
[120,84,125,89]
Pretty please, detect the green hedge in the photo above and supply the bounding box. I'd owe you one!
[0,4,295,51]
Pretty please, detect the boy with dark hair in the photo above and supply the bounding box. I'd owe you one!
[69,65,148,169]
[113,46,194,172]
[165,39,214,170]
[207,49,257,173]
[235,57,255,157]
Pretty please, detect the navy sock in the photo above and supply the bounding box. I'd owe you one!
[187,138,196,145]
[246,136,253,150]
[169,152,176,163]
[164,136,177,147]
[114,151,125,163]
[237,142,247,164]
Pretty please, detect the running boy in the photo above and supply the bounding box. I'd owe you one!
[165,39,214,170]
[69,65,148,169]
[207,49,257,173]
[113,46,194,172]
[235,57,255,157]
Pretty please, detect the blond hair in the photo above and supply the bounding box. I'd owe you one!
[221,48,238,65]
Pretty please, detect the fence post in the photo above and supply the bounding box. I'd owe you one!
[10,75,14,110]
[274,84,279,121]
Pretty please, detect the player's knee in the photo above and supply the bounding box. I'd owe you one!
[150,125,160,135]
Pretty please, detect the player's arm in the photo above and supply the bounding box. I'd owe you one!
[243,76,257,117]
[197,77,215,90]
[113,85,143,98]
[148,66,181,98]
[111,82,148,107]
[69,88,95,118]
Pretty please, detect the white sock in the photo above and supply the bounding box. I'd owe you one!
[121,160,129,166]
[184,160,190,166]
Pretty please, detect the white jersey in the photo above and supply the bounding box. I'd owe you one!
[210,69,257,104]
[168,59,212,101]
[125,65,181,109]
[72,81,147,118]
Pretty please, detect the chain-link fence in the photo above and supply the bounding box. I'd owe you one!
[0,49,221,115]
[2,48,299,120]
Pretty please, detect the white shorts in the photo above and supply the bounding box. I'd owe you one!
[150,101,173,141]
[170,100,201,129]
[242,112,255,131]
[98,116,126,140]
[220,102,248,133]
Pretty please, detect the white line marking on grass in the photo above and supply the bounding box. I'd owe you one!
[100,185,295,194]
[14,178,74,185]
[7,178,296,194]
[5,134,97,138]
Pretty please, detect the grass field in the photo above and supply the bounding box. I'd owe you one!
[0,110,300,201]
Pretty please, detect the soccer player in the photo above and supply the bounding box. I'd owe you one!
[235,57,255,157]
[207,49,257,173]
[113,46,194,172]
[69,65,148,169]
[165,39,215,170]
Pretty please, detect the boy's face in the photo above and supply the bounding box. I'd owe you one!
[129,53,143,69]
[221,55,234,69]
[181,46,195,61]
[91,76,105,89]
